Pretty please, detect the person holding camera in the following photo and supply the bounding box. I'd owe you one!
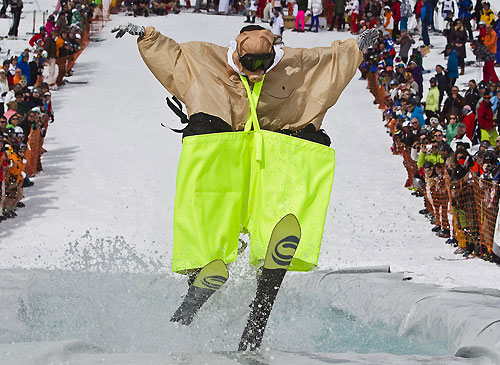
[417,140,444,168]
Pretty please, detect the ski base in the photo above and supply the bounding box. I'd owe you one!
[238,213,301,352]
[170,259,228,325]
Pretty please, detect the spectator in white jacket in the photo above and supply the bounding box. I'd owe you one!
[3,84,21,113]
[270,8,284,36]
[307,0,322,32]
[450,123,473,153]
[346,0,359,33]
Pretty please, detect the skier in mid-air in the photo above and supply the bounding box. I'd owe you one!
[112,22,378,351]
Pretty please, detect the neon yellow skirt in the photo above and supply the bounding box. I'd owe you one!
[172,129,335,273]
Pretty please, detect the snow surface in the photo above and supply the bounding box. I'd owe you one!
[1,4,500,364]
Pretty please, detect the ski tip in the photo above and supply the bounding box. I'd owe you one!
[279,213,301,235]
[264,214,301,270]
[193,259,229,290]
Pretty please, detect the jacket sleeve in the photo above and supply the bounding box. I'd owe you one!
[417,150,426,167]
[426,89,439,111]
[137,27,222,102]
[298,38,363,113]
[477,105,486,129]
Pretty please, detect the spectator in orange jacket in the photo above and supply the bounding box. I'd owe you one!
[483,23,497,55]
[3,143,25,218]
[383,6,394,36]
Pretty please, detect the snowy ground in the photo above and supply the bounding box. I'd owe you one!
[1,10,500,290]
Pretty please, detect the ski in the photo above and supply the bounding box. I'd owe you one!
[238,213,301,352]
[434,255,471,261]
[170,259,228,325]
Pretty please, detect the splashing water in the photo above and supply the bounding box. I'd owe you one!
[1,233,453,357]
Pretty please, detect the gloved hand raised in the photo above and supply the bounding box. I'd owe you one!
[111,23,145,38]
[356,28,379,53]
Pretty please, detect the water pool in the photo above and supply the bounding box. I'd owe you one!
[1,268,497,364]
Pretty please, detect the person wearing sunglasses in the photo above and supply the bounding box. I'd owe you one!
[112,22,379,339]
[477,93,497,145]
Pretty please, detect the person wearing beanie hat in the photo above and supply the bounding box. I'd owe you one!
[112,22,380,348]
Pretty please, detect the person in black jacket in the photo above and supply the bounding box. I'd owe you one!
[25,88,43,110]
[7,0,22,37]
[19,110,36,144]
[464,79,479,112]
[435,64,449,104]
[293,0,308,32]
[449,19,467,75]
[28,55,42,86]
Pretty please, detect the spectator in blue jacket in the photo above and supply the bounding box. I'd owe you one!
[458,0,473,40]
[446,44,459,89]
[421,0,432,46]
[16,50,30,87]
[409,98,425,126]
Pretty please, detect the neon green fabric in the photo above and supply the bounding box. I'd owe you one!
[172,75,336,273]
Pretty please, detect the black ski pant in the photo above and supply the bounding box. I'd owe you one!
[0,0,8,16]
[462,18,473,40]
[8,10,21,36]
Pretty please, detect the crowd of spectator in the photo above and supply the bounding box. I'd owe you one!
[0,0,99,222]
[353,1,500,261]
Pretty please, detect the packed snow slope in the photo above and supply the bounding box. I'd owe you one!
[1,11,500,290]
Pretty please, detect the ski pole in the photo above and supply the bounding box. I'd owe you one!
[32,10,36,34]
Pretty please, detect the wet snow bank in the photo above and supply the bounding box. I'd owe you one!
[301,270,500,362]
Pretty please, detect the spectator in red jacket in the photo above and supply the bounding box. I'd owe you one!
[28,26,46,47]
[478,94,497,145]
[415,0,423,34]
[2,60,13,86]
[391,0,401,38]
[461,105,475,140]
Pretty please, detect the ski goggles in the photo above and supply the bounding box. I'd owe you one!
[237,49,275,72]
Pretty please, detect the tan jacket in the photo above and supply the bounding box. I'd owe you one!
[138,27,362,131]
